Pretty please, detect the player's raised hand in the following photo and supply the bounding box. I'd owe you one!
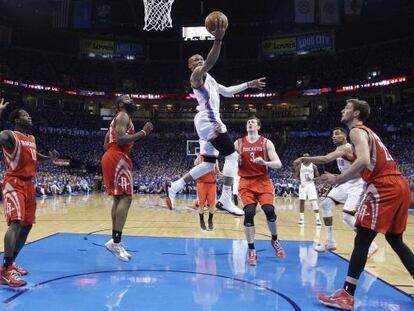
[212,17,226,40]
[248,77,266,90]
[142,122,154,135]
[0,98,9,112]
[252,156,266,166]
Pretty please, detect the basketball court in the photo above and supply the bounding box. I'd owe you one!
[0,194,412,310]
[0,0,413,310]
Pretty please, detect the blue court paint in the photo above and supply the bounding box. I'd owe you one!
[0,234,412,310]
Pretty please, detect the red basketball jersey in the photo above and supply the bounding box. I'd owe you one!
[352,124,401,183]
[2,131,37,178]
[237,136,269,178]
[197,156,216,183]
[107,113,135,154]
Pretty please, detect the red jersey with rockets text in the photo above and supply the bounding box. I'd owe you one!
[237,136,269,178]
[3,131,37,178]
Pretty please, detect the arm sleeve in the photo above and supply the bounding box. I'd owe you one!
[218,82,249,97]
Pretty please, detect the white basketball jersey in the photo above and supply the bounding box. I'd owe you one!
[193,73,220,113]
[336,144,364,186]
[336,155,353,174]
[300,163,314,185]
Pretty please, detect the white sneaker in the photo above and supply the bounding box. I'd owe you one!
[298,218,304,225]
[367,242,379,259]
[164,182,176,210]
[316,219,322,227]
[314,241,337,253]
[120,243,132,259]
[216,201,244,216]
[105,239,130,262]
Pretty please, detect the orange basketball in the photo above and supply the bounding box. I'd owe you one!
[205,11,228,34]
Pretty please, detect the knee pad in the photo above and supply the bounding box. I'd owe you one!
[342,210,356,230]
[243,204,256,227]
[202,155,218,164]
[321,197,336,218]
[261,204,276,222]
[211,132,235,157]
[222,151,238,178]
[189,161,215,180]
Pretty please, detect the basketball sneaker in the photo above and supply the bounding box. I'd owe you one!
[298,218,304,225]
[367,242,379,259]
[316,218,322,227]
[200,220,207,231]
[120,243,132,260]
[271,240,285,258]
[318,289,354,310]
[164,182,176,210]
[314,241,337,253]
[13,263,28,276]
[247,250,257,266]
[105,239,130,262]
[216,201,244,216]
[207,218,214,231]
[1,265,26,287]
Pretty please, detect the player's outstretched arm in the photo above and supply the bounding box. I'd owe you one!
[37,150,60,163]
[294,147,348,166]
[320,128,369,185]
[218,77,266,98]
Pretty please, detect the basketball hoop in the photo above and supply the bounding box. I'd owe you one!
[143,0,174,31]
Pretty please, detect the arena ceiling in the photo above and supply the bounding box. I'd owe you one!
[1,0,283,29]
[1,0,413,42]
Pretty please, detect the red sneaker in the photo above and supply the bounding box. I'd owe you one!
[271,239,286,258]
[1,265,27,287]
[247,250,257,266]
[319,289,354,310]
[13,263,28,276]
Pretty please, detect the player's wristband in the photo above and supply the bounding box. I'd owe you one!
[140,130,147,136]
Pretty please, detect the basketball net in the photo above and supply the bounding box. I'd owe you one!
[143,0,174,31]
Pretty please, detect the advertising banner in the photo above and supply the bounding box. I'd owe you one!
[114,42,144,58]
[262,37,296,55]
[296,32,333,52]
[80,39,114,55]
